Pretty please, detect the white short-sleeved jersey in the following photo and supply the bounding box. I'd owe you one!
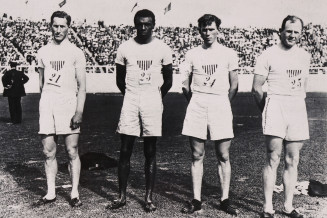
[115,38,172,94]
[37,39,86,95]
[254,43,311,98]
[181,43,238,95]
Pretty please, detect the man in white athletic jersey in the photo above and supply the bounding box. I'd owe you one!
[108,9,172,212]
[180,14,238,215]
[34,11,86,208]
[252,15,310,218]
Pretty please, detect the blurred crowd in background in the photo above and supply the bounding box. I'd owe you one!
[0,17,326,72]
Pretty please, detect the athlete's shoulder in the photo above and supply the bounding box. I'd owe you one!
[264,44,279,54]
[120,38,135,48]
[217,43,234,51]
[38,42,52,53]
[153,38,169,47]
[257,45,278,60]
[217,43,238,56]
[297,46,311,58]
[153,38,172,53]
[185,45,202,56]
[64,41,84,56]
[67,40,81,50]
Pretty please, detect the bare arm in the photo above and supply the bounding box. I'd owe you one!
[181,69,192,103]
[38,67,44,93]
[252,74,267,112]
[161,63,173,98]
[182,87,192,103]
[70,66,86,130]
[22,72,29,84]
[116,63,126,95]
[228,70,239,102]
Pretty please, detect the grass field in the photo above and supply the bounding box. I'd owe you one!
[0,93,326,217]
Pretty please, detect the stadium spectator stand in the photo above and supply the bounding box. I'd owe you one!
[1,17,327,70]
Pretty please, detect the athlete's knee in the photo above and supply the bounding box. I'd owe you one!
[217,152,230,163]
[120,146,133,161]
[192,150,205,162]
[144,147,156,161]
[66,145,79,160]
[266,151,281,168]
[43,147,56,160]
[285,153,300,168]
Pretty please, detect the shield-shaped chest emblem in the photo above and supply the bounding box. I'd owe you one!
[50,61,65,71]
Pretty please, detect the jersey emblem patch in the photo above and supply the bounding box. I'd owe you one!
[137,60,153,71]
[286,69,302,78]
[50,61,65,72]
[202,64,218,75]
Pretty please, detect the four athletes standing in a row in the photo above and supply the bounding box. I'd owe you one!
[34,9,310,218]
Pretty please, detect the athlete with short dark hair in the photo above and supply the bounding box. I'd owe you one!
[34,10,86,208]
[108,9,173,212]
[181,14,239,215]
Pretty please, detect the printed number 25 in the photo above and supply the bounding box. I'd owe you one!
[291,77,302,89]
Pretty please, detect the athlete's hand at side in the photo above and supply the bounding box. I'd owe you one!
[70,112,83,130]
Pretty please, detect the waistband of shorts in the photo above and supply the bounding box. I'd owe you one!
[192,92,229,102]
[267,94,305,101]
[41,90,77,98]
[126,88,161,95]
[193,92,228,98]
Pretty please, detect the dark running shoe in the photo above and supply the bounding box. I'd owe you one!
[220,199,237,216]
[283,209,303,218]
[261,211,275,218]
[70,198,82,207]
[33,196,56,207]
[144,202,157,212]
[107,199,126,210]
[181,199,202,214]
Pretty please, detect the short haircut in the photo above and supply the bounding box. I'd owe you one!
[50,11,71,26]
[134,9,155,26]
[198,14,221,29]
[280,15,303,32]
[9,61,17,68]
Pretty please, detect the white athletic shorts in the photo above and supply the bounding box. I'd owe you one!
[262,95,309,141]
[117,90,163,137]
[39,91,79,135]
[182,93,234,140]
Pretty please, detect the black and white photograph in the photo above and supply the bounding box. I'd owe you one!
[0,0,326,217]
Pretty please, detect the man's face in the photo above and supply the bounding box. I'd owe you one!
[280,20,302,48]
[199,22,219,46]
[51,17,69,43]
[135,17,154,39]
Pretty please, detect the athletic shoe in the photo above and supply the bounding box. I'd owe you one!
[107,199,126,210]
[220,199,237,216]
[33,196,56,207]
[261,212,275,218]
[181,199,202,214]
[283,209,303,218]
[70,198,82,207]
[144,202,157,212]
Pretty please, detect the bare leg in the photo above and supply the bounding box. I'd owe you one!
[143,137,157,212]
[214,139,232,201]
[117,134,135,202]
[263,136,283,213]
[190,137,205,201]
[144,137,157,204]
[42,134,58,200]
[64,134,81,199]
[283,141,303,212]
